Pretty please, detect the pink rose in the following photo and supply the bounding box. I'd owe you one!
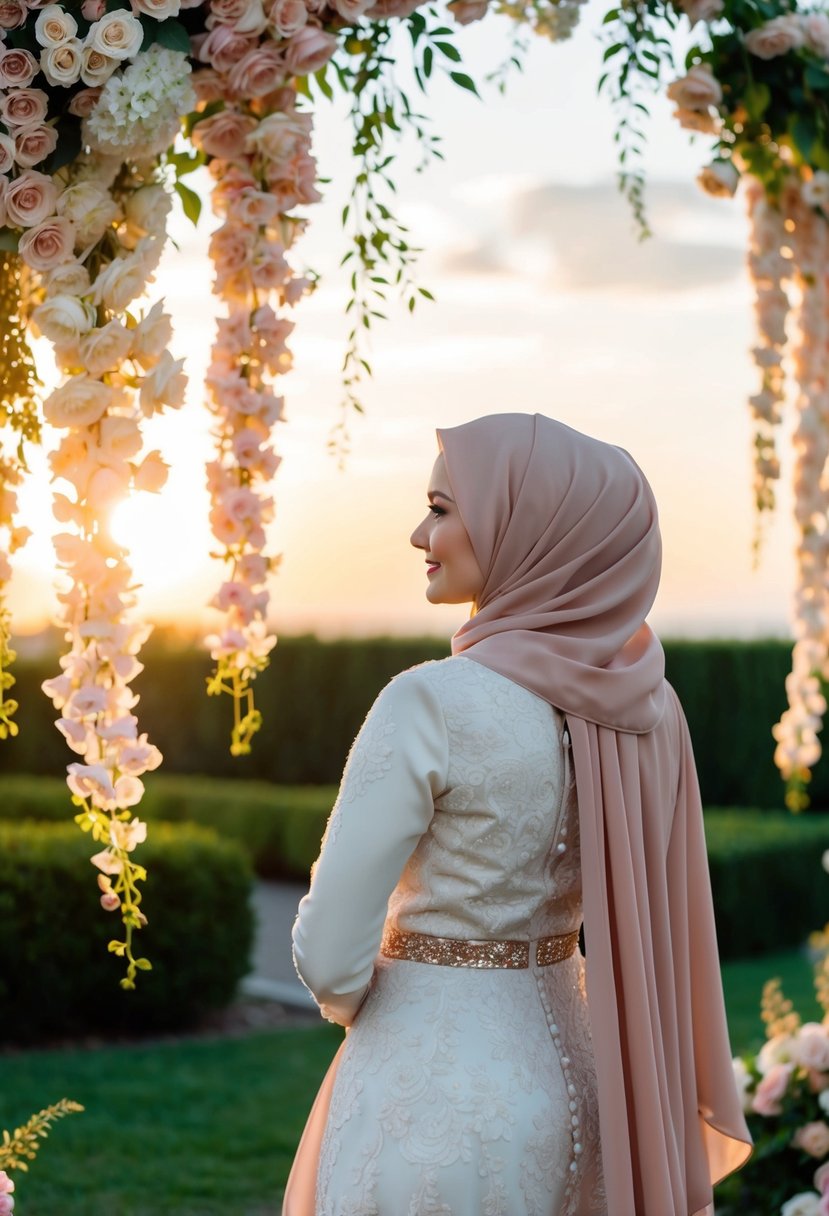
[209,222,255,272]
[794,1121,829,1159]
[227,43,285,98]
[0,0,26,27]
[18,215,75,270]
[330,0,372,17]
[0,46,39,87]
[0,175,8,227]
[267,0,306,37]
[820,1193,829,1216]
[68,86,103,117]
[0,87,49,126]
[447,0,487,23]
[815,1161,829,1194]
[198,23,255,70]
[226,187,280,226]
[192,108,258,159]
[675,0,722,25]
[208,0,263,28]
[666,63,722,109]
[5,169,58,226]
[0,1193,13,1216]
[283,24,336,74]
[797,1026,829,1074]
[744,15,805,59]
[191,67,226,102]
[14,121,58,168]
[801,13,829,57]
[82,0,106,17]
[0,132,14,174]
[365,0,422,15]
[752,1062,794,1116]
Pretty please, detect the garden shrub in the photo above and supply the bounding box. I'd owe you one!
[0,820,254,1043]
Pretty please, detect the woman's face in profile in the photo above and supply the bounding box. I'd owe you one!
[410,453,484,606]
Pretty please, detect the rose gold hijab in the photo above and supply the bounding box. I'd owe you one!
[438,412,751,1216]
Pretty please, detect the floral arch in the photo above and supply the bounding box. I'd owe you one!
[0,0,826,980]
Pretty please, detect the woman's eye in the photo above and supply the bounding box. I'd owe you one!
[429,505,445,518]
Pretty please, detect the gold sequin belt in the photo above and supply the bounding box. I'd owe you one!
[380,926,580,969]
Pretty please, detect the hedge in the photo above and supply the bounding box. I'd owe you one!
[0,635,804,807]
[0,819,254,1043]
[3,776,829,961]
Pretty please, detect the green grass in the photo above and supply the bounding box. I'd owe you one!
[1,948,823,1214]
[0,1025,339,1216]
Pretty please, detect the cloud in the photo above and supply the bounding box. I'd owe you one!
[440,178,746,293]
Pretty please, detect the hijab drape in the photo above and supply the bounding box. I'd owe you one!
[438,412,751,1216]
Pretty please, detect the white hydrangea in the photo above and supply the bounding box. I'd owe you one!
[83,44,196,160]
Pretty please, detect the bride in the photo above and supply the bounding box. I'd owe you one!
[283,412,752,1216]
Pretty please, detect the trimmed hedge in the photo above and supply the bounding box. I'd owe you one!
[4,777,829,961]
[0,635,805,807]
[0,819,254,1043]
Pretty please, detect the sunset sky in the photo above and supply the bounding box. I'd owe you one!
[7,5,801,643]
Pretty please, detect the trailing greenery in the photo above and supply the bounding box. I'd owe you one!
[0,821,254,1044]
[0,1100,84,1174]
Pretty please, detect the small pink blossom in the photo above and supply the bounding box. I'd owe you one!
[91,848,123,876]
[753,1061,794,1115]
[100,890,121,911]
[794,1121,829,1159]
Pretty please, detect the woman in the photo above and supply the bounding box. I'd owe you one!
[284,412,752,1216]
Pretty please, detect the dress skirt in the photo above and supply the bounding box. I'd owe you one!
[307,949,603,1216]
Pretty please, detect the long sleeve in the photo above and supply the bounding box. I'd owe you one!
[292,669,449,1026]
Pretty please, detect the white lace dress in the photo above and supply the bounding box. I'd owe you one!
[291,655,604,1216]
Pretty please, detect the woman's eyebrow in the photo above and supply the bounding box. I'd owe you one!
[427,490,455,503]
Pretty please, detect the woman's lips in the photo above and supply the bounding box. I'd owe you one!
[426,562,441,575]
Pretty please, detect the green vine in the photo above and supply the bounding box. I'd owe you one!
[598,0,677,240]
[0,1100,84,1174]
[206,657,267,756]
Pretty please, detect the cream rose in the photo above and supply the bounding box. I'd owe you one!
[78,319,132,376]
[0,87,49,127]
[666,63,722,109]
[43,375,114,428]
[67,85,103,116]
[35,4,79,46]
[97,415,142,462]
[139,349,187,414]
[330,0,372,18]
[283,25,336,74]
[672,106,719,134]
[793,1122,829,1160]
[86,9,143,59]
[18,215,76,270]
[697,159,739,198]
[80,44,118,86]
[0,0,26,30]
[40,38,84,86]
[131,299,173,370]
[123,184,172,242]
[744,14,805,59]
[45,260,90,296]
[227,43,283,96]
[0,132,14,174]
[133,449,168,492]
[192,108,258,159]
[56,179,119,245]
[6,173,51,237]
[130,0,181,17]
[781,1196,821,1216]
[675,0,722,24]
[0,47,39,88]
[266,0,306,37]
[245,110,310,159]
[91,253,147,311]
[801,13,829,56]
[30,293,95,344]
[14,122,58,168]
[796,1025,829,1074]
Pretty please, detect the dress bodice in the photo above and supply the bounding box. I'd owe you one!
[386,656,581,943]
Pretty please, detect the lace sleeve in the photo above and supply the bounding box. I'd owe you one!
[292,669,449,1026]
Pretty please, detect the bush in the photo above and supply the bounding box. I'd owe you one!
[0,774,335,880]
[0,819,254,1043]
[705,808,829,960]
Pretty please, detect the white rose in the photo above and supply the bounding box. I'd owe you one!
[781,1192,821,1216]
[35,4,78,46]
[130,0,181,17]
[43,375,115,429]
[56,179,120,247]
[139,349,186,414]
[78,318,132,376]
[86,9,143,59]
[91,253,146,311]
[39,37,83,86]
[98,415,142,462]
[80,43,118,86]
[794,1024,829,1073]
[697,159,739,198]
[30,293,95,344]
[745,14,805,59]
[45,260,90,296]
[131,299,172,370]
[133,449,168,492]
[123,184,172,239]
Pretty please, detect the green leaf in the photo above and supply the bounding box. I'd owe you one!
[155,17,191,53]
[174,180,202,226]
[423,44,433,77]
[602,8,620,22]
[790,112,818,161]
[743,80,771,123]
[0,228,19,252]
[313,63,334,101]
[449,70,479,97]
[603,41,625,61]
[806,63,829,92]
[434,40,461,61]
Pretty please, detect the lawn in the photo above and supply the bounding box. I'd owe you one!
[0,947,822,1215]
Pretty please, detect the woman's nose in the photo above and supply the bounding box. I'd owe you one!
[410,519,427,549]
